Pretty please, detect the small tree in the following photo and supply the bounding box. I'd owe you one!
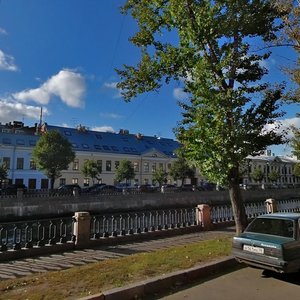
[152,168,168,187]
[291,127,300,159]
[81,159,102,185]
[169,157,195,186]
[268,170,280,183]
[115,159,135,184]
[251,168,265,184]
[293,163,300,177]
[32,130,75,189]
[0,164,8,187]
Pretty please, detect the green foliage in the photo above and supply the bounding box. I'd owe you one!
[32,131,75,188]
[251,168,265,183]
[0,164,7,185]
[117,0,286,233]
[291,127,300,159]
[274,1,300,102]
[169,157,195,185]
[115,159,135,183]
[294,163,300,177]
[81,160,102,184]
[268,169,280,182]
[152,168,168,186]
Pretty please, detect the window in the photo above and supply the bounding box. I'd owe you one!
[15,178,24,185]
[59,178,66,186]
[3,157,10,169]
[152,163,156,172]
[41,179,49,189]
[106,160,111,172]
[30,160,36,170]
[64,130,71,136]
[16,158,24,170]
[16,139,25,145]
[97,160,102,172]
[72,178,78,184]
[3,138,11,144]
[115,161,120,169]
[28,179,36,189]
[167,163,171,170]
[73,159,79,170]
[82,144,89,149]
[134,162,139,172]
[83,178,90,186]
[144,162,149,172]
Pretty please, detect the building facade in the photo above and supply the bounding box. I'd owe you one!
[0,121,299,190]
[0,121,182,189]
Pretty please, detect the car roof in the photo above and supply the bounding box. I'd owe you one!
[257,213,300,220]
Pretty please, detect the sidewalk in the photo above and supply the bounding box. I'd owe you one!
[0,228,235,280]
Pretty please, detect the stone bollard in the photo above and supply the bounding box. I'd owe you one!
[265,198,277,214]
[196,204,212,230]
[73,212,91,246]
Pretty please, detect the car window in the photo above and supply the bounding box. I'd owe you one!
[246,218,295,238]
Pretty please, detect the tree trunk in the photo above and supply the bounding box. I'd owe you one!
[228,182,248,235]
[50,177,55,189]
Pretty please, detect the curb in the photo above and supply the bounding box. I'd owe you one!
[79,257,238,300]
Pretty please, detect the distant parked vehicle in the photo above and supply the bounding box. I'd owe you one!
[96,185,121,194]
[57,184,81,195]
[0,184,27,195]
[82,183,106,194]
[137,184,158,193]
[180,184,196,192]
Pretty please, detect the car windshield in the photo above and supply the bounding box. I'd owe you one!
[245,218,295,238]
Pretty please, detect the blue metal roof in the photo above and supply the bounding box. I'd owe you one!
[0,131,39,147]
[45,125,180,157]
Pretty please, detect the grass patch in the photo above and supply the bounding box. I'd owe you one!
[0,237,232,300]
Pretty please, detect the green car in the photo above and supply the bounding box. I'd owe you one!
[232,213,300,273]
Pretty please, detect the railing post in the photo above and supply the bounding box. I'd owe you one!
[196,204,212,230]
[17,188,23,199]
[265,198,277,214]
[73,212,91,246]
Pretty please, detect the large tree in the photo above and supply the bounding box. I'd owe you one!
[117,0,285,234]
[275,1,300,95]
[32,130,75,189]
[81,159,102,185]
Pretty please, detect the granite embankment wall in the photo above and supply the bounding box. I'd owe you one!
[0,188,299,221]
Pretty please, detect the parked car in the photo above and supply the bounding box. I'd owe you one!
[82,183,106,194]
[0,184,27,195]
[180,184,196,192]
[96,185,121,194]
[232,213,300,273]
[137,184,158,193]
[57,184,81,195]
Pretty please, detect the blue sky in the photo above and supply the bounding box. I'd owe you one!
[0,0,299,156]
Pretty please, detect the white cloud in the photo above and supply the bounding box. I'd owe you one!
[104,81,122,98]
[264,117,300,140]
[0,99,49,124]
[0,28,7,35]
[99,112,122,119]
[13,69,86,108]
[0,49,18,71]
[91,126,115,133]
[173,87,188,100]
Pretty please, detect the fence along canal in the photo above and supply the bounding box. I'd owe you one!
[1,199,300,253]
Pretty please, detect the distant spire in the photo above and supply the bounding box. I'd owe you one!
[39,107,43,126]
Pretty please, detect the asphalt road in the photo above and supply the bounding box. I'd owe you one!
[159,267,300,300]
